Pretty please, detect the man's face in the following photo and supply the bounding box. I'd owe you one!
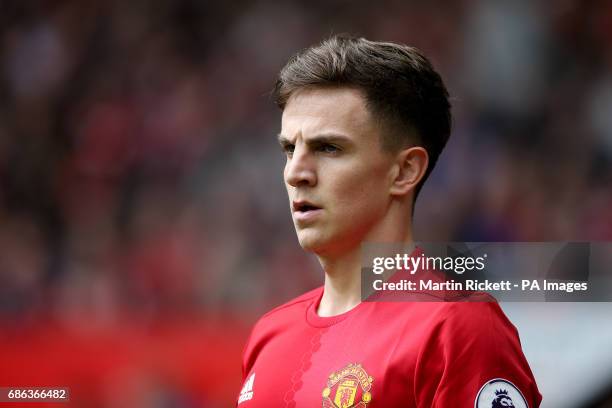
[279,87,396,256]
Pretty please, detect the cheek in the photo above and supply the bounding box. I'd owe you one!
[332,169,389,217]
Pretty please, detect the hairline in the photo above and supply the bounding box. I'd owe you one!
[280,83,420,155]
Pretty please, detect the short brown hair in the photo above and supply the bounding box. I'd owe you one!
[273,34,451,199]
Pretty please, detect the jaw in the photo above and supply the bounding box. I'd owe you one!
[295,226,327,253]
[295,206,412,258]
[295,223,363,258]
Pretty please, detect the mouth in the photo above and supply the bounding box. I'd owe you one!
[292,200,322,213]
[292,201,323,223]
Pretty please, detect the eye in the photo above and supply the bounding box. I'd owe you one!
[318,143,340,154]
[281,143,295,157]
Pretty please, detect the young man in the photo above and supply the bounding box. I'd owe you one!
[238,35,541,407]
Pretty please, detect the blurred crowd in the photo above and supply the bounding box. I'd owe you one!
[0,0,611,326]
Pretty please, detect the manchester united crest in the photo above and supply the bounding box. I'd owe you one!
[322,363,373,408]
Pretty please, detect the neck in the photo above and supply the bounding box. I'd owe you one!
[316,202,414,317]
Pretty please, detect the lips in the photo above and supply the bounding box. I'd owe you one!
[292,200,323,223]
[292,200,322,213]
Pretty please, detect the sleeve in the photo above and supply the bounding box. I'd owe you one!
[413,302,542,408]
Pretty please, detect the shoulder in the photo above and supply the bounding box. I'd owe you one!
[248,286,322,336]
[437,300,518,338]
[259,286,321,322]
[370,292,511,333]
[374,299,524,362]
[262,286,322,317]
[413,301,542,407]
[241,287,322,375]
[413,301,532,387]
[414,300,520,348]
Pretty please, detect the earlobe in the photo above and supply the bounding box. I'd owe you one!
[389,147,428,197]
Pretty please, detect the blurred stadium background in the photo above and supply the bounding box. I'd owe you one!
[0,0,611,407]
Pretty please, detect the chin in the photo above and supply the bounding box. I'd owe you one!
[296,228,359,257]
[296,230,330,254]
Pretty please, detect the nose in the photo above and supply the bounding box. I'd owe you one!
[285,145,317,188]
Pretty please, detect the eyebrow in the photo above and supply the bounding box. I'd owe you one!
[277,133,353,146]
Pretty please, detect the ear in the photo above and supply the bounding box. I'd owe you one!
[389,146,429,197]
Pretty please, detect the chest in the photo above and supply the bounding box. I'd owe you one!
[239,321,421,407]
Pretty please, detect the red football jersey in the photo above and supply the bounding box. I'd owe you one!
[238,287,542,407]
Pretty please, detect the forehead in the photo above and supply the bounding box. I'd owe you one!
[281,87,379,141]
